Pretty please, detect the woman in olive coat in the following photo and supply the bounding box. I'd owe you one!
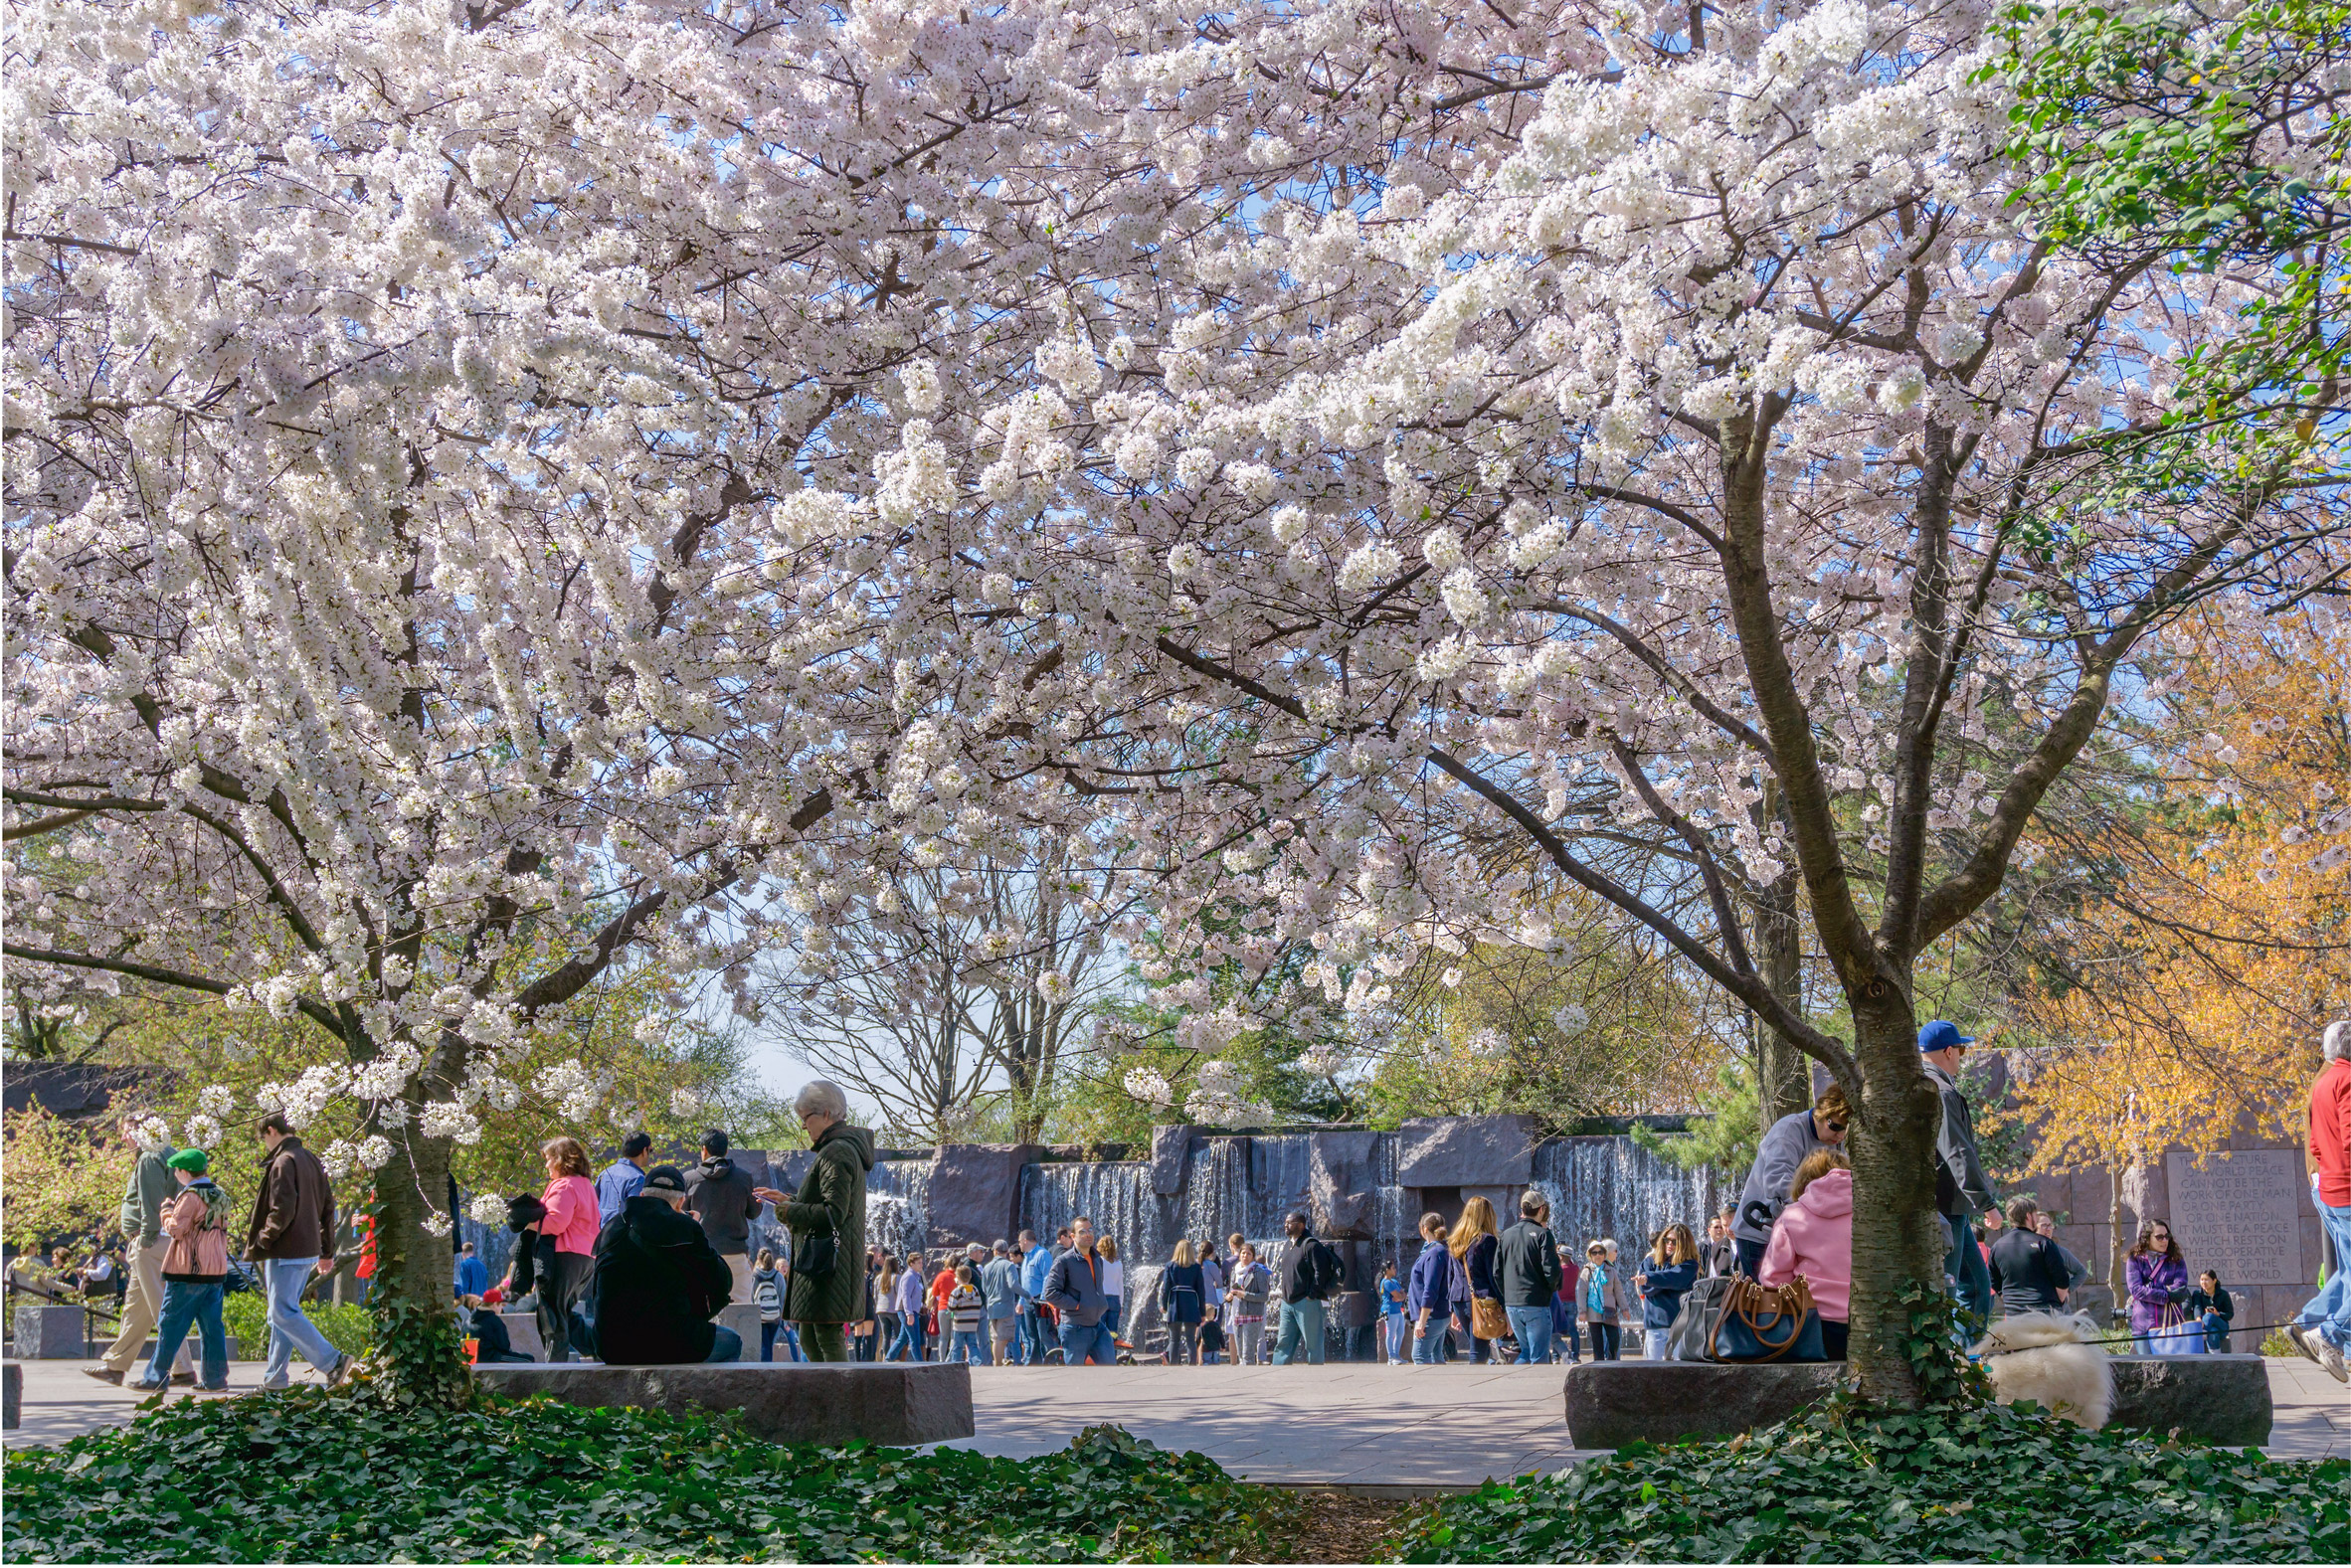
[752,1081,874,1362]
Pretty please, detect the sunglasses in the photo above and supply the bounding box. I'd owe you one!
[1824,1120,1847,1133]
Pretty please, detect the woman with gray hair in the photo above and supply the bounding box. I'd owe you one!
[752,1081,872,1363]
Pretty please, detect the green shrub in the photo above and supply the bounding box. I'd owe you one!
[2,1394,1277,1564]
[1386,1392,2348,1563]
[222,1292,374,1360]
[2261,1327,2299,1357]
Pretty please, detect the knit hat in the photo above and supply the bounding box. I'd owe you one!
[166,1147,209,1175]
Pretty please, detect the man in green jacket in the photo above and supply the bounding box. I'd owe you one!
[753,1081,872,1363]
[87,1116,192,1385]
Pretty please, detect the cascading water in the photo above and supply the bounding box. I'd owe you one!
[866,1157,934,1260]
[1530,1136,1724,1257]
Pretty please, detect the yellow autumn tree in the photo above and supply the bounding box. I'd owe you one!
[2010,609,2351,1172]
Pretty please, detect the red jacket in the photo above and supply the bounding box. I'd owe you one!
[2313,1057,2351,1207]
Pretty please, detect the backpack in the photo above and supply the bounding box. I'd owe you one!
[753,1271,784,1323]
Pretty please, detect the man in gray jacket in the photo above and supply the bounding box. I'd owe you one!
[1730,1085,1851,1276]
[1919,1019,2000,1326]
[87,1116,191,1384]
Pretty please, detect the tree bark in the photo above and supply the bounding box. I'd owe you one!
[366,1120,471,1406]
[1753,870,1810,1125]
[1843,997,1947,1407]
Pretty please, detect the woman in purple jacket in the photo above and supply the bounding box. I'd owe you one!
[2125,1218,2190,1353]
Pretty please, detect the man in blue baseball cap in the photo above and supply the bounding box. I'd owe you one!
[1919,1020,1999,1327]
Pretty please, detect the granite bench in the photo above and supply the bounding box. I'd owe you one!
[1562,1355,2271,1449]
[471,1360,975,1446]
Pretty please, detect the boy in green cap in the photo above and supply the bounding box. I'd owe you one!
[127,1148,235,1392]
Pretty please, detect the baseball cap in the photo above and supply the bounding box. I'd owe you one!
[1917,1020,1975,1052]
[643,1163,689,1194]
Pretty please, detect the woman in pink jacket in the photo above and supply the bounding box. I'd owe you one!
[530,1136,603,1362]
[1759,1148,1853,1360]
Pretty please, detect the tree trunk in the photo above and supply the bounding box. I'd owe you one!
[367,1121,471,1407]
[1751,784,1812,1125]
[1843,997,1947,1408]
[1753,873,1810,1124]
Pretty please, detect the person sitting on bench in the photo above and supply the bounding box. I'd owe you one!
[586,1164,741,1364]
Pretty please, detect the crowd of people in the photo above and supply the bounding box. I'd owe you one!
[31,1016,2350,1384]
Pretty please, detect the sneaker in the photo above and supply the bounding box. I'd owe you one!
[2317,1339,2349,1385]
[82,1366,125,1386]
[258,1379,291,1392]
[2283,1322,2320,1364]
[190,1384,233,1394]
[325,1354,355,1387]
[124,1379,166,1393]
[169,1371,197,1386]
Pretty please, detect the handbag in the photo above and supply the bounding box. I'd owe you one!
[2149,1304,2202,1356]
[1471,1296,1511,1340]
[792,1226,836,1282]
[1705,1275,1825,1363]
[1667,1273,1737,1360]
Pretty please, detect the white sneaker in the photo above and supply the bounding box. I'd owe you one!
[2317,1339,2349,1385]
[2283,1322,2319,1363]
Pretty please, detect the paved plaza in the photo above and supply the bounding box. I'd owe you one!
[6,1357,2343,1486]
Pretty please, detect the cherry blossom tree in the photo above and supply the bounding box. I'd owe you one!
[833,0,2350,1399]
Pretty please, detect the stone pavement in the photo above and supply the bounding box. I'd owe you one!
[950,1363,1599,1492]
[7,1356,2342,1487]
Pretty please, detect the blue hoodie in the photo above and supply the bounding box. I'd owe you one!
[1406,1238,1453,1318]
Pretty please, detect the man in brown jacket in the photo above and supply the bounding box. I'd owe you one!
[246,1113,349,1389]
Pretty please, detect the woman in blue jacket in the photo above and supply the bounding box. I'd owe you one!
[1634,1224,1700,1359]
[1158,1239,1207,1364]
[1406,1212,1454,1364]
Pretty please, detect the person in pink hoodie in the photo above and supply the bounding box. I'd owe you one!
[1759,1148,1853,1360]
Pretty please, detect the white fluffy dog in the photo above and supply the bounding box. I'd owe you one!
[1973,1310,2114,1430]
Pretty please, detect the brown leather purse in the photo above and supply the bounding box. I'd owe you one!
[1706,1274,1819,1362]
[1471,1296,1511,1340]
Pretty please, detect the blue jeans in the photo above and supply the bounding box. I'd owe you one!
[1411,1312,1448,1363]
[2202,1313,2232,1353]
[138,1282,227,1388]
[1383,1313,1407,1361]
[1506,1306,1553,1364]
[706,1324,742,1362]
[1942,1213,1992,1329]
[2297,1197,2351,1351]
[760,1320,782,1361]
[1104,1297,1121,1334]
[1272,1299,1326,1364]
[950,1328,987,1365]
[262,1258,339,1385]
[1558,1314,1582,1362]
[1019,1307,1046,1364]
[889,1315,926,1362]
[1056,1319,1116,1365]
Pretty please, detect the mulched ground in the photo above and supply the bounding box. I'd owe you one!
[1267,1489,1413,1563]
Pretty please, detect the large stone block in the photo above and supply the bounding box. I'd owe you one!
[1151,1126,1191,1196]
[926,1143,1043,1249]
[1308,1131,1381,1238]
[717,1302,761,1351]
[1560,1353,2272,1450]
[1396,1115,1542,1188]
[13,1305,85,1359]
[473,1361,975,1446]
[2108,1354,2271,1446]
[500,1311,546,1359]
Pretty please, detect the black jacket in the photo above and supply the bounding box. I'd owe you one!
[1495,1221,1562,1307]
[1279,1233,1343,1303]
[1988,1228,2070,1314]
[1159,1262,1206,1323]
[2186,1284,2235,1322]
[685,1154,759,1257]
[587,1195,732,1365]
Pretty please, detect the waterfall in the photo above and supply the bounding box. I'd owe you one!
[1531,1136,1724,1258]
[866,1157,934,1260]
